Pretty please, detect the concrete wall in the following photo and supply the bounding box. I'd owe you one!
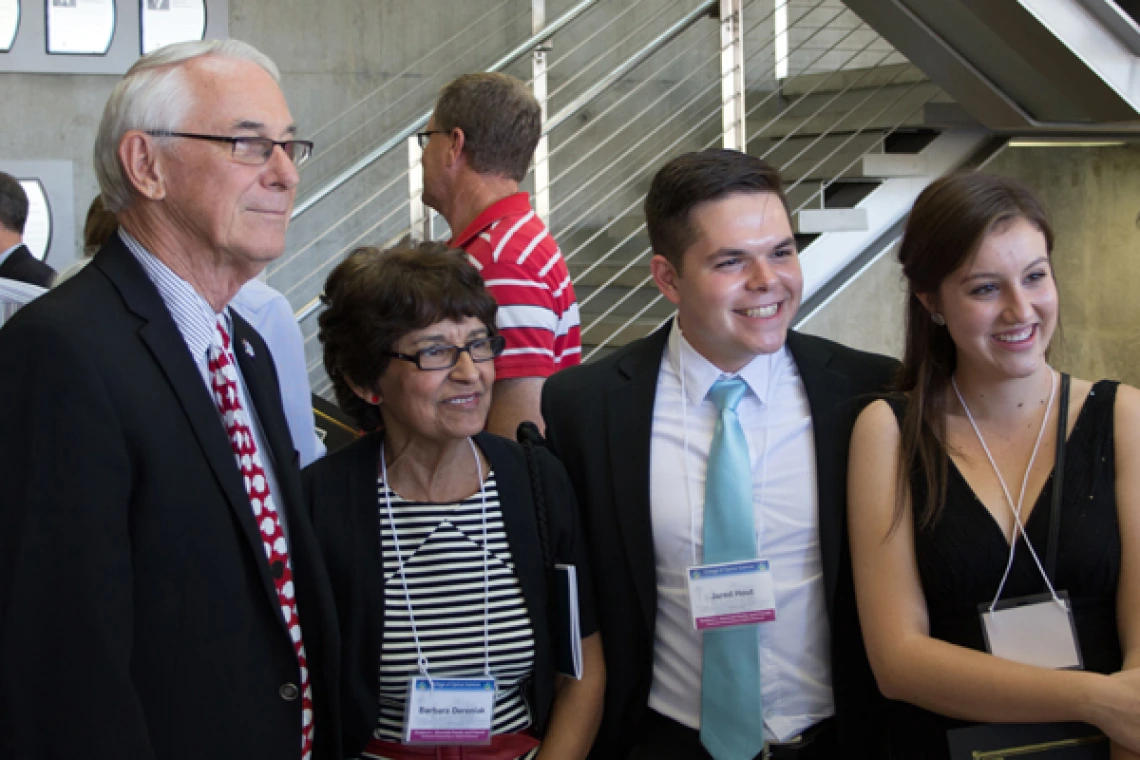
[0,0,535,271]
[797,244,907,359]
[799,143,1140,388]
[990,144,1140,387]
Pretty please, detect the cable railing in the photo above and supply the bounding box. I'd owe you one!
[573,6,943,360]
[289,0,605,221]
[285,0,722,325]
[288,0,955,393]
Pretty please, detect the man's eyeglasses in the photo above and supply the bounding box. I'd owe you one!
[388,335,506,371]
[146,131,314,167]
[415,130,448,149]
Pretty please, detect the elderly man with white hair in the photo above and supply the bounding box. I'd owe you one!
[0,40,340,760]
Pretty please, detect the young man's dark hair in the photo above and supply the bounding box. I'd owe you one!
[644,149,790,272]
[0,171,29,235]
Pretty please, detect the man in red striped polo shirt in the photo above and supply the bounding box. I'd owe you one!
[421,72,581,438]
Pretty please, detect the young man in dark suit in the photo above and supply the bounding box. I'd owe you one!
[0,40,339,760]
[541,150,897,760]
[0,171,56,288]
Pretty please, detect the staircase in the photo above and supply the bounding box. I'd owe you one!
[569,59,996,362]
[272,0,1004,398]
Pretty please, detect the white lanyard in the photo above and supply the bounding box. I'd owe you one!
[676,327,781,565]
[380,437,492,683]
[951,370,1063,612]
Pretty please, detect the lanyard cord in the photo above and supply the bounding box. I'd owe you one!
[952,370,1062,611]
[679,335,698,566]
[380,438,492,684]
[675,326,777,566]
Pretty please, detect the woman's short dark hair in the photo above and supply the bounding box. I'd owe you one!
[83,195,118,257]
[318,241,498,431]
[894,171,1054,530]
[644,149,790,272]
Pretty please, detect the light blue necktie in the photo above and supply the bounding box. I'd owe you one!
[700,377,764,760]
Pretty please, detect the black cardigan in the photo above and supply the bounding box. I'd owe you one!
[302,431,597,758]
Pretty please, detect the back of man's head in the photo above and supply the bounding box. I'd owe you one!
[433,73,540,183]
[94,39,280,214]
[645,149,790,273]
[0,172,29,237]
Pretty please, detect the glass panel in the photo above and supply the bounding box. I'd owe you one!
[18,180,52,263]
[0,0,18,53]
[46,0,115,56]
[140,0,205,55]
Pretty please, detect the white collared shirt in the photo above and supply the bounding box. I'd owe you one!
[0,276,47,326]
[647,320,833,742]
[120,229,289,538]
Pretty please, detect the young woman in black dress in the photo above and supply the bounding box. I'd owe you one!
[847,172,1140,759]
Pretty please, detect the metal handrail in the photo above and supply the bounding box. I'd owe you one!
[545,0,717,134]
[584,74,937,359]
[302,3,536,181]
[540,0,781,189]
[538,0,646,79]
[290,0,726,324]
[755,39,892,156]
[545,0,697,107]
[292,0,931,374]
[553,0,834,247]
[290,0,602,221]
[306,0,523,142]
[768,49,907,173]
[789,87,937,209]
[578,20,925,356]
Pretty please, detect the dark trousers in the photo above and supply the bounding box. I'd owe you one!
[628,709,837,760]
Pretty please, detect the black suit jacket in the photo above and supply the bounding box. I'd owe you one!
[0,236,341,760]
[302,430,597,759]
[0,243,56,287]
[541,322,898,759]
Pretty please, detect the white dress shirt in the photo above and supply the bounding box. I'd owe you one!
[0,276,47,326]
[120,229,289,537]
[647,320,834,742]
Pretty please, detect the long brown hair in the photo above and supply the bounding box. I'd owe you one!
[894,171,1054,530]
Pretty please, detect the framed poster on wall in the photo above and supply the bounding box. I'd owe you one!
[46,0,116,55]
[140,0,205,54]
[0,0,19,52]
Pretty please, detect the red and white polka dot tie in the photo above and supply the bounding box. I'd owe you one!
[208,317,314,760]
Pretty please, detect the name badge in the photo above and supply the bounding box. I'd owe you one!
[687,559,777,630]
[402,677,496,745]
[979,592,1083,670]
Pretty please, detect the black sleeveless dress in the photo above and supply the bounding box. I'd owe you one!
[883,381,1123,759]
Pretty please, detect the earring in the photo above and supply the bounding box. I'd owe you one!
[369,394,380,404]
[931,312,946,326]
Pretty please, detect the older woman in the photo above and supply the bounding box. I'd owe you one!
[304,242,604,760]
[847,172,1140,758]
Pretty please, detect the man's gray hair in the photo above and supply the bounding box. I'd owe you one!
[94,39,280,213]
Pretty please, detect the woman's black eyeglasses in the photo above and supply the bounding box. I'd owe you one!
[387,335,506,371]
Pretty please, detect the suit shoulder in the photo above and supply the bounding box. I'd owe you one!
[545,332,663,398]
[794,332,898,379]
[303,431,376,483]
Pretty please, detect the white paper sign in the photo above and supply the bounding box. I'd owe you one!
[980,593,1082,670]
[19,181,51,263]
[141,0,207,55]
[0,0,18,52]
[402,677,496,745]
[687,559,777,630]
[47,0,115,55]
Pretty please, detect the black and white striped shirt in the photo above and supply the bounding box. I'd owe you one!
[366,471,538,758]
